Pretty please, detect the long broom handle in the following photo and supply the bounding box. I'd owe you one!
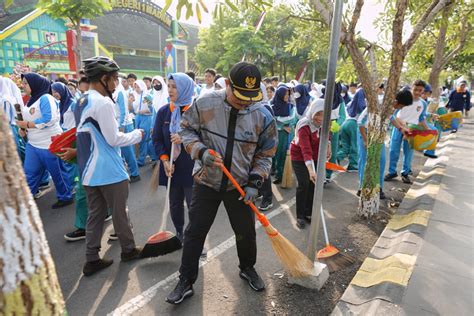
[165,143,175,213]
[311,160,330,246]
[208,150,271,227]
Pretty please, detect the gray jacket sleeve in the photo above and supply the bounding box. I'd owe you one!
[250,117,278,179]
[180,102,207,160]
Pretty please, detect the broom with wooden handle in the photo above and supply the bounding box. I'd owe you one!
[209,150,314,278]
[142,143,182,258]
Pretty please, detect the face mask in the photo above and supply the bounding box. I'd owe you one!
[154,83,162,91]
[341,93,346,97]
[294,92,301,99]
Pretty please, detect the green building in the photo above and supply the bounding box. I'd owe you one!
[0,0,199,78]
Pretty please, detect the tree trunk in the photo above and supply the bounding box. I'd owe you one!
[0,113,65,313]
[429,4,450,102]
[358,112,386,217]
[75,20,83,77]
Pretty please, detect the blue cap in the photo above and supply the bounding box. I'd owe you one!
[424,84,432,93]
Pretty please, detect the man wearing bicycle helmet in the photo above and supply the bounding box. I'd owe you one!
[74,56,144,276]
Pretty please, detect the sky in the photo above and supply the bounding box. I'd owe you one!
[155,0,387,43]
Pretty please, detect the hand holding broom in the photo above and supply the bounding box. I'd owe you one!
[208,150,315,278]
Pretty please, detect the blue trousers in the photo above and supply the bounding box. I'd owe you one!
[121,124,140,177]
[424,123,438,156]
[24,143,72,201]
[136,114,153,166]
[388,128,413,176]
[169,186,193,235]
[357,132,386,189]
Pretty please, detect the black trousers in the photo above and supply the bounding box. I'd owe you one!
[179,183,256,282]
[292,160,315,220]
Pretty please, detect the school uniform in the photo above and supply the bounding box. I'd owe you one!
[337,88,366,170]
[134,89,155,166]
[387,99,426,176]
[115,88,139,177]
[22,94,72,201]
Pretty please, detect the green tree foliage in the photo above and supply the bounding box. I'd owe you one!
[217,26,274,73]
[193,4,315,80]
[403,0,473,87]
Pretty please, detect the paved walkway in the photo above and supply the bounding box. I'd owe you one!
[399,120,474,315]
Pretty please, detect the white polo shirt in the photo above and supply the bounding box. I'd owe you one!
[396,99,426,125]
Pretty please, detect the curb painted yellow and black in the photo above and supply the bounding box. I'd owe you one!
[331,133,457,315]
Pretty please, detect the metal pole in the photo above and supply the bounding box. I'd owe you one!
[306,0,344,260]
[158,26,163,75]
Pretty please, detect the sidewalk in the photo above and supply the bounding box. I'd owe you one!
[333,119,474,315]
[399,121,474,315]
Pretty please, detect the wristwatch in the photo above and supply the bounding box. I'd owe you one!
[248,174,264,189]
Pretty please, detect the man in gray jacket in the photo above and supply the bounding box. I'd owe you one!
[166,62,277,304]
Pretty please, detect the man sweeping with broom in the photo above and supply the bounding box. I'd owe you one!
[166,62,277,304]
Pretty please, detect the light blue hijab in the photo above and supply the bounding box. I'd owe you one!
[168,72,194,134]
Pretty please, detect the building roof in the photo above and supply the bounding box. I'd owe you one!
[0,0,37,32]
[114,54,162,71]
[93,13,171,52]
[93,13,200,53]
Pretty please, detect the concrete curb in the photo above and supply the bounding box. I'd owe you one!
[331,132,457,315]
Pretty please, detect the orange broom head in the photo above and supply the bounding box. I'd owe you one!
[317,244,340,259]
[325,162,346,172]
[146,231,177,244]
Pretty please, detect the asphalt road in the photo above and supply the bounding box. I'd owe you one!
[37,147,427,315]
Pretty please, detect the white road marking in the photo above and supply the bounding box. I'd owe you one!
[108,197,296,315]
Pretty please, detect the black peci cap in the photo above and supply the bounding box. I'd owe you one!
[228,62,262,102]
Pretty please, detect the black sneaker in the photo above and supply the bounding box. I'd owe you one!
[166,278,194,304]
[401,174,412,184]
[52,199,73,209]
[296,219,306,229]
[304,216,312,224]
[130,175,141,183]
[200,247,207,259]
[83,258,113,276]
[259,200,273,211]
[384,173,398,181]
[380,190,386,200]
[424,153,438,159]
[64,229,86,242]
[239,267,265,291]
[121,247,143,262]
[109,233,118,241]
[356,190,361,197]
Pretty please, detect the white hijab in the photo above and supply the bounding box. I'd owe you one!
[152,75,169,111]
[1,77,24,106]
[293,99,324,144]
[133,80,149,111]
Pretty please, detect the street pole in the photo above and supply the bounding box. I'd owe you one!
[158,26,163,75]
[306,0,344,260]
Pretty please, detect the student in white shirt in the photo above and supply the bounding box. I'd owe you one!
[385,80,429,184]
[16,73,73,208]
[199,68,216,97]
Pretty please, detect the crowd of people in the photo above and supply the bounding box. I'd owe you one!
[0,56,471,305]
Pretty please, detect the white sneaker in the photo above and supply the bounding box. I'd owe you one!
[34,186,52,199]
